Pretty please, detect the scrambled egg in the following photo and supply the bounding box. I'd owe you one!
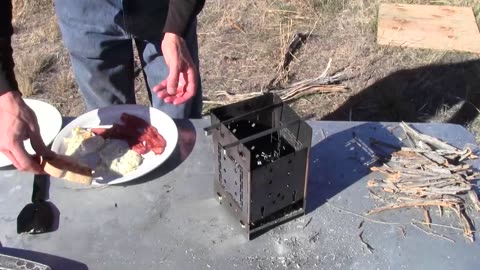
[64,128,142,176]
[99,139,143,176]
[64,127,104,156]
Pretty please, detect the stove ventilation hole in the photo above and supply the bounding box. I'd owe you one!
[261,206,265,217]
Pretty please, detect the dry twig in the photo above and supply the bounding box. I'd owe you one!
[468,190,480,212]
[411,222,455,243]
[366,122,479,242]
[204,59,348,106]
[423,207,432,229]
[367,199,461,215]
[451,205,475,242]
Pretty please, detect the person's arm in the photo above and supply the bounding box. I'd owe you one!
[153,0,205,105]
[0,0,52,173]
[163,0,205,37]
[0,0,20,94]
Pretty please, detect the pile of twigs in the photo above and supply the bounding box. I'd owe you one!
[367,122,480,242]
[203,59,348,106]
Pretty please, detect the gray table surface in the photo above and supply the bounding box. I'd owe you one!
[1,120,479,270]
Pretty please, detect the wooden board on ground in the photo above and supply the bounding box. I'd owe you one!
[377,3,480,54]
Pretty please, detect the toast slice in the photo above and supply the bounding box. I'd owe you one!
[41,154,93,185]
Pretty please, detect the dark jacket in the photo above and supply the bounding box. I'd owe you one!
[0,0,205,94]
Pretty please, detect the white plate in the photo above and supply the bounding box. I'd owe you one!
[51,104,178,185]
[0,99,62,167]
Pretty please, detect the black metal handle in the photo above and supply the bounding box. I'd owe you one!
[32,174,50,203]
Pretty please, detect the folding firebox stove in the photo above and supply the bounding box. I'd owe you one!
[205,93,312,239]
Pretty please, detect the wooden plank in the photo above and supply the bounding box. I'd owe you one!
[377,4,480,54]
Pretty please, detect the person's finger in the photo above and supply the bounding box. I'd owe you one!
[10,143,43,173]
[163,96,175,103]
[27,111,52,157]
[166,65,180,95]
[173,68,196,105]
[176,90,185,98]
[152,80,168,93]
[157,89,171,100]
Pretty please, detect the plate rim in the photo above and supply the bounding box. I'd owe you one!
[50,104,178,185]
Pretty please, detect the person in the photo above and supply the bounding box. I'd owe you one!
[0,0,205,173]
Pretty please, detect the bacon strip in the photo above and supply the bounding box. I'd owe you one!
[91,113,167,155]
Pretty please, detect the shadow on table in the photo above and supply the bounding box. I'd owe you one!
[118,119,197,186]
[305,122,403,213]
[0,165,16,171]
[0,246,88,270]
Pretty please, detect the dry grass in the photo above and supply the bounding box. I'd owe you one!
[9,0,480,137]
[14,53,56,96]
[198,0,480,146]
[12,0,53,29]
[51,68,75,96]
[12,0,72,105]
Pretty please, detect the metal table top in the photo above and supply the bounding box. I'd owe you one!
[1,120,479,270]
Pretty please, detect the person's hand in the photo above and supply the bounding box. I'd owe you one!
[0,91,51,173]
[152,32,198,105]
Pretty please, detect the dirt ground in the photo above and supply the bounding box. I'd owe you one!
[10,0,480,138]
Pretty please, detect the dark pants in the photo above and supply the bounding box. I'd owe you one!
[54,0,202,119]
